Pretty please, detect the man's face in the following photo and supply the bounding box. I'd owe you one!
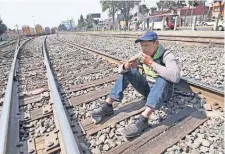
[140,40,159,57]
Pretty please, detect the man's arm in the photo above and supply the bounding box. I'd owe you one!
[118,53,142,74]
[118,64,129,74]
[151,51,180,83]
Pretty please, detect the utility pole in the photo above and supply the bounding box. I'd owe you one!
[15,24,19,36]
[32,16,36,34]
[112,0,115,31]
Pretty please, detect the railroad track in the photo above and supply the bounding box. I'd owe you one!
[0,38,20,117]
[0,36,80,154]
[0,37,29,50]
[58,38,224,109]
[73,33,224,47]
[0,35,223,154]
[54,37,223,153]
[0,39,18,49]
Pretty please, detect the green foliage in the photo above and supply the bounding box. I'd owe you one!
[77,14,86,28]
[117,1,140,27]
[58,24,67,31]
[0,19,7,35]
[188,1,202,7]
[100,0,118,17]
[156,1,186,11]
[85,15,94,28]
[100,1,140,28]
[139,4,149,15]
[100,0,119,29]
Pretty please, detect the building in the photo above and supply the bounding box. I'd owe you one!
[129,12,146,30]
[176,4,209,24]
[87,13,101,24]
[85,13,101,29]
[98,14,123,30]
[177,4,209,17]
[87,13,101,19]
[211,2,224,19]
[61,19,75,30]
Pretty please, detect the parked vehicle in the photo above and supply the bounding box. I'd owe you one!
[203,21,215,26]
[45,27,51,35]
[212,19,224,31]
[196,21,204,26]
[22,25,35,36]
[35,24,43,35]
[51,28,56,34]
[146,13,180,30]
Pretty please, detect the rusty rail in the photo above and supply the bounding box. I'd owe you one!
[59,38,224,109]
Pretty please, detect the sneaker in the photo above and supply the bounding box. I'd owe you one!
[119,115,149,138]
[90,102,114,124]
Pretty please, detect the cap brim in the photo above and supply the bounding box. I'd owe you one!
[135,37,155,43]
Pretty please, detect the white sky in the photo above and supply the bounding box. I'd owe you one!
[0,0,211,29]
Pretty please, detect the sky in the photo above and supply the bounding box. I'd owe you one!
[0,0,212,29]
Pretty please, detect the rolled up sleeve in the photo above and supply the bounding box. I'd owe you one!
[118,64,129,74]
[151,51,180,83]
[118,53,141,74]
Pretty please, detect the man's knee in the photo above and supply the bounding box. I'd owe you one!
[146,77,173,109]
[155,77,172,88]
[119,68,139,80]
[122,68,139,76]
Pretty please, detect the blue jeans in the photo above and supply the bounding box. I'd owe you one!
[108,68,174,109]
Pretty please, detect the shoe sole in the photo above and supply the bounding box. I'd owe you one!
[119,126,148,138]
[91,112,114,124]
[119,129,141,138]
[91,116,102,124]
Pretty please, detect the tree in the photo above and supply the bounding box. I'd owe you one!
[156,2,163,11]
[156,1,176,11]
[58,24,67,31]
[100,1,140,30]
[135,4,149,29]
[85,14,94,28]
[188,1,201,7]
[149,7,157,14]
[189,1,201,24]
[117,1,140,29]
[157,1,186,11]
[138,4,149,15]
[77,14,86,28]
[176,1,186,9]
[100,0,119,30]
[0,19,7,36]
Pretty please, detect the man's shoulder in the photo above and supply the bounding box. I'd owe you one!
[164,48,175,56]
[163,49,176,61]
[159,44,173,55]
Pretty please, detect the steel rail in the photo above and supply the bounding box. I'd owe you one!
[110,35,224,46]
[0,37,30,154]
[42,37,81,154]
[72,33,224,47]
[74,32,224,40]
[109,33,225,39]
[59,38,224,108]
[0,37,29,49]
[0,40,17,49]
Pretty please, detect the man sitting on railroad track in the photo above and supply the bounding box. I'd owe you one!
[90,31,181,138]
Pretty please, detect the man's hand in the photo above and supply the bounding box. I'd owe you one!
[140,53,154,66]
[124,60,138,70]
